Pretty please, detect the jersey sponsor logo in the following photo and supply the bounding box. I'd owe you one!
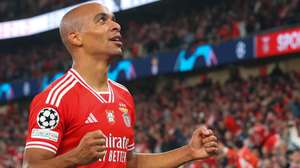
[106,133,129,149]
[99,133,130,163]
[119,103,131,127]
[37,107,59,129]
[106,110,115,124]
[84,113,98,124]
[31,128,59,142]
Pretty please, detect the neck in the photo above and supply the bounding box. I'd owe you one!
[72,58,109,92]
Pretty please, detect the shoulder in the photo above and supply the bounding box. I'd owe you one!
[32,72,78,109]
[109,79,135,105]
[109,79,131,94]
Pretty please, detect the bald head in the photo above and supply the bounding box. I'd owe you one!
[59,2,122,60]
[59,3,106,53]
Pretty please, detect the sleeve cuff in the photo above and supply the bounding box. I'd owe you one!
[127,143,135,151]
[25,141,57,154]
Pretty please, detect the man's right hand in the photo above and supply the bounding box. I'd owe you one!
[72,130,107,165]
[23,130,107,168]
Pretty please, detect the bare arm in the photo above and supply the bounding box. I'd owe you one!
[127,127,219,168]
[23,148,80,168]
[126,145,195,168]
[23,130,106,168]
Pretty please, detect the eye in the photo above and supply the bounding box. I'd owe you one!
[97,15,108,24]
[99,17,105,23]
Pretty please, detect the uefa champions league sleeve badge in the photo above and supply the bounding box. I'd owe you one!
[37,107,59,129]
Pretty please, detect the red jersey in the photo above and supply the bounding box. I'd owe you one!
[25,68,136,168]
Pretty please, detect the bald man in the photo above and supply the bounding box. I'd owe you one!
[23,2,219,168]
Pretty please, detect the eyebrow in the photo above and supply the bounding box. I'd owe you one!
[93,12,116,23]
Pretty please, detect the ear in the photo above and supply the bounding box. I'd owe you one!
[67,32,82,47]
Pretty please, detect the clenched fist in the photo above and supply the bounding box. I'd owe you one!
[188,127,219,160]
[73,130,107,165]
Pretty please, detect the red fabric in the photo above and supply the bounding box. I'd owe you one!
[26,68,136,168]
[224,115,240,135]
[231,21,241,38]
[263,134,280,154]
[226,148,256,168]
[226,148,242,167]
[188,157,217,168]
[239,146,259,168]
[250,124,268,146]
[218,25,231,41]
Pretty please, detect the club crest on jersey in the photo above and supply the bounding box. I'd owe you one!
[119,103,128,113]
[37,107,59,129]
[106,110,115,124]
[119,103,131,127]
[122,112,131,127]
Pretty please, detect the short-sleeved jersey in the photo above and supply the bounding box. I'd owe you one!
[25,68,135,168]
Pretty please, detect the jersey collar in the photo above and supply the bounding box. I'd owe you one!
[69,68,114,103]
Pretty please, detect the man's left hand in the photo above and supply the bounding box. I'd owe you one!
[187,127,219,160]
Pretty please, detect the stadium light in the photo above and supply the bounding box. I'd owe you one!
[0,0,159,40]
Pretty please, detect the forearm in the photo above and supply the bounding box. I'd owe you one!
[127,145,194,168]
[23,149,79,168]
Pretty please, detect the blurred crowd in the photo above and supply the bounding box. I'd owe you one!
[0,0,84,21]
[1,0,300,166]
[1,0,300,83]
[122,0,299,58]
[0,44,71,83]
[0,100,26,168]
[1,67,300,167]
[133,69,300,167]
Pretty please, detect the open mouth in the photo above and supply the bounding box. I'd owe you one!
[110,35,123,46]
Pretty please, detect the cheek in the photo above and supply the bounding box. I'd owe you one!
[96,32,107,43]
[84,32,107,48]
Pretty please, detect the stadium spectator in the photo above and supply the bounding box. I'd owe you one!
[1,0,300,167]
[1,67,300,167]
[1,0,299,83]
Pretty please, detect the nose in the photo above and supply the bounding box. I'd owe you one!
[111,20,121,32]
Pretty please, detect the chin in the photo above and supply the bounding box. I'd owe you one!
[108,51,123,63]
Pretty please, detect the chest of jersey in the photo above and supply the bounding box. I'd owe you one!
[58,86,134,167]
